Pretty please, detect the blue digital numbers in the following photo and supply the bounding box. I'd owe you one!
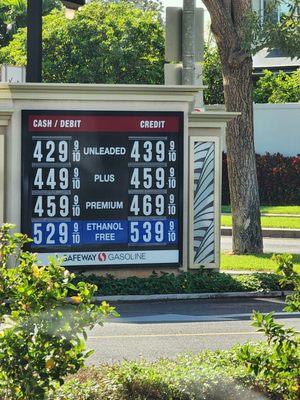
[32,219,178,246]
[129,219,178,244]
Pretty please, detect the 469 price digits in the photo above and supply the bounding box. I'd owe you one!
[130,194,165,216]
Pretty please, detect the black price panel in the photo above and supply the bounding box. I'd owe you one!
[21,111,183,268]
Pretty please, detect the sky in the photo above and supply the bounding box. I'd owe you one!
[162,0,207,10]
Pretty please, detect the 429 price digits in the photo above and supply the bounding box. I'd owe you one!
[33,140,69,163]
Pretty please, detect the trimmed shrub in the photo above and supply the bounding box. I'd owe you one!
[72,270,286,296]
[239,254,300,400]
[0,224,116,399]
[222,152,300,205]
[50,346,296,399]
[254,69,300,104]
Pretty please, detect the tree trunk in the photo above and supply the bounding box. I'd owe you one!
[222,57,263,253]
[203,0,263,254]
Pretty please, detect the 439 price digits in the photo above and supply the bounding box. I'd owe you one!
[130,140,177,163]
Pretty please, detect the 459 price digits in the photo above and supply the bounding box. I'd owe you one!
[130,167,165,189]
[34,195,69,217]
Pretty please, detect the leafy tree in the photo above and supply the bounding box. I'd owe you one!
[0,0,61,47]
[101,0,163,12]
[254,68,300,103]
[202,0,299,253]
[0,1,164,84]
[245,0,300,59]
[202,45,224,105]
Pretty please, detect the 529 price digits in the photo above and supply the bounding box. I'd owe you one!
[33,222,68,245]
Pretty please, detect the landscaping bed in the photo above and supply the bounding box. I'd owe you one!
[50,345,298,399]
[72,270,290,296]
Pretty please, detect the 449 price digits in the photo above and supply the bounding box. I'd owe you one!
[34,168,69,190]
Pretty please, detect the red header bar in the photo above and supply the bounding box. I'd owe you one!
[28,115,180,133]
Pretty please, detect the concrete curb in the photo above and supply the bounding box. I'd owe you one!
[221,227,300,238]
[92,290,294,303]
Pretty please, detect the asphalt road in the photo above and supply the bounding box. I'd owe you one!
[222,236,300,254]
[86,297,300,364]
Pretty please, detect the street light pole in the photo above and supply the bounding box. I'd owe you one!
[182,0,195,85]
[26,0,42,82]
[26,1,85,83]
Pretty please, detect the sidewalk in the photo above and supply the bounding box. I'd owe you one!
[221,227,300,238]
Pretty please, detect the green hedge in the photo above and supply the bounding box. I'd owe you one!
[50,345,294,399]
[72,271,289,296]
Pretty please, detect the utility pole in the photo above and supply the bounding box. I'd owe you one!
[165,1,203,107]
[182,0,195,85]
[26,0,42,82]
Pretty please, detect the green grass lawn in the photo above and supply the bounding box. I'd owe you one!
[221,215,300,229]
[221,253,300,273]
[222,205,300,215]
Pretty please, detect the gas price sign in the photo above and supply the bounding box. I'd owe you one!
[21,111,183,268]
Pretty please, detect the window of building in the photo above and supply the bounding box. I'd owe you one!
[253,1,299,23]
